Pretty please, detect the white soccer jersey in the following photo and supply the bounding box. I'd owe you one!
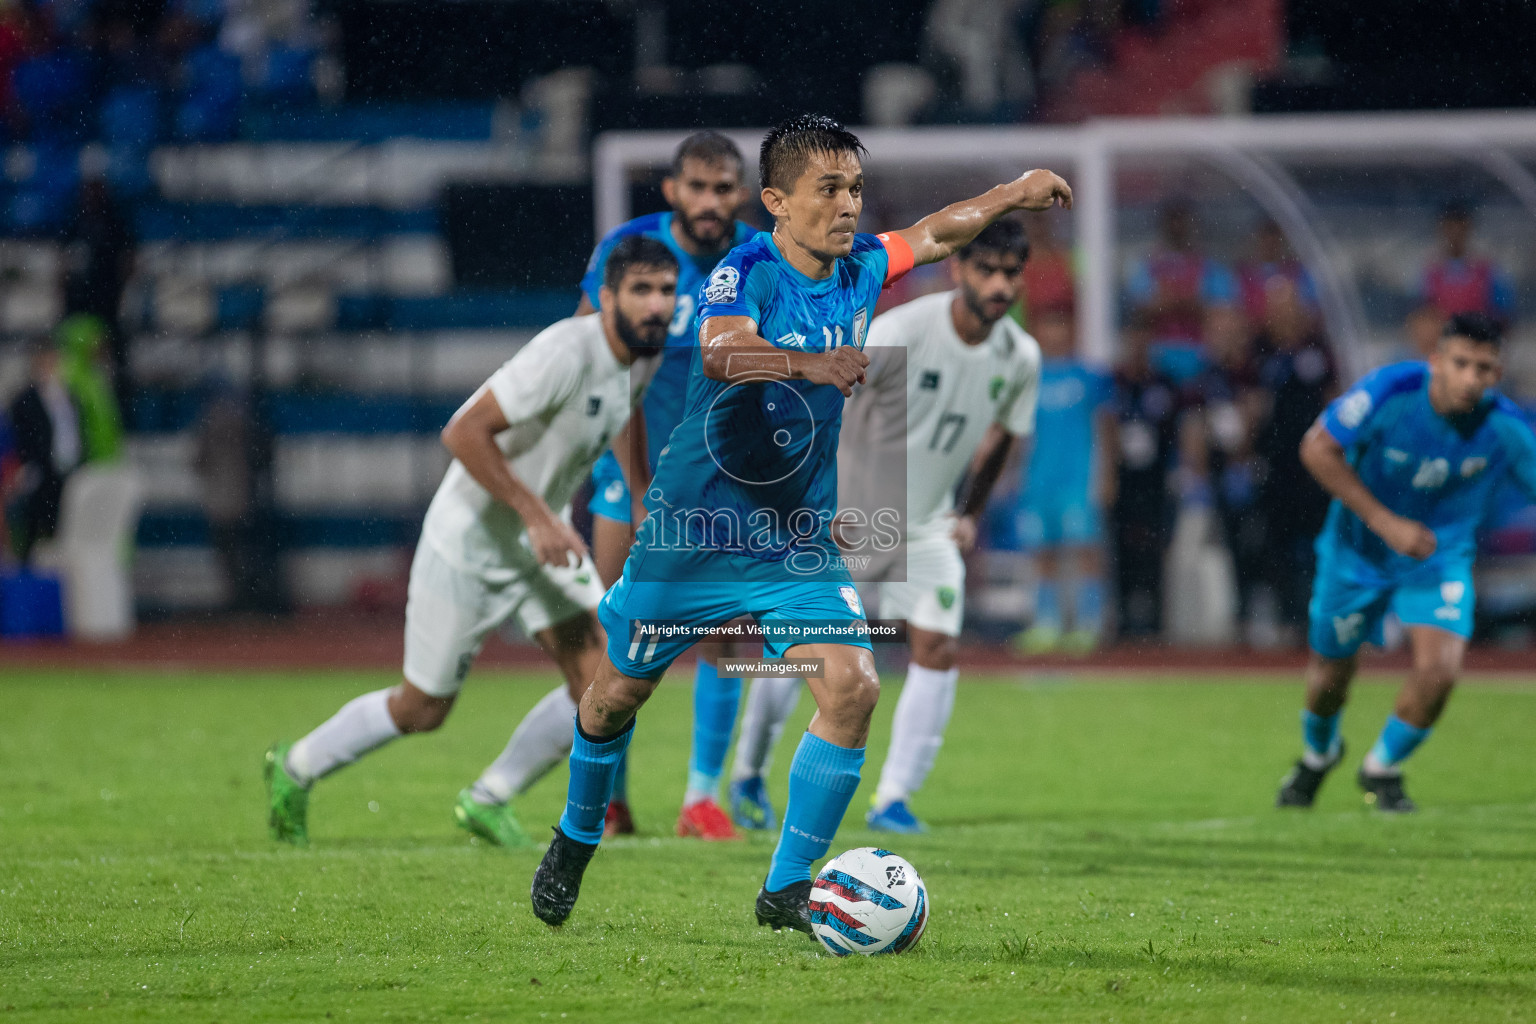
[420,313,656,578]
[842,290,1040,539]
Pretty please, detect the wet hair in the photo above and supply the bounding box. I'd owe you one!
[1441,311,1502,349]
[958,218,1030,263]
[603,235,678,290]
[670,131,744,178]
[759,113,867,192]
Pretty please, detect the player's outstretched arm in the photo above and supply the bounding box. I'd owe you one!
[700,315,869,396]
[892,169,1072,269]
[441,389,589,566]
[1300,423,1436,560]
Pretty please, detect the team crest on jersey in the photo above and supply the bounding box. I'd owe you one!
[586,396,603,416]
[839,585,862,615]
[936,586,956,610]
[1460,456,1487,478]
[1412,457,1449,490]
[853,308,868,349]
[920,370,941,390]
[704,265,739,304]
[1336,389,1372,429]
[989,376,1006,401]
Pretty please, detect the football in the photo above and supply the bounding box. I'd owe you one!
[809,848,929,956]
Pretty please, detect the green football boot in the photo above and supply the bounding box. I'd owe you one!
[454,789,533,848]
[1061,628,1099,656]
[264,742,310,847]
[1013,623,1062,655]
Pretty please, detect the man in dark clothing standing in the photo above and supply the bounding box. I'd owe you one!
[9,340,83,562]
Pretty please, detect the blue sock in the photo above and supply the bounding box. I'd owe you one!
[1035,580,1062,631]
[611,750,629,802]
[1368,715,1431,771]
[1301,709,1341,760]
[765,734,864,892]
[686,661,742,800]
[557,719,634,845]
[1072,576,1105,635]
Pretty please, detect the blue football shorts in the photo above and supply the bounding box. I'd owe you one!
[1307,556,1475,659]
[598,548,873,679]
[586,450,631,525]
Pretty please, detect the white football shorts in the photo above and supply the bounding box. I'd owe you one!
[402,541,604,697]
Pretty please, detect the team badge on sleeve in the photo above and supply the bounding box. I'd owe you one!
[705,265,739,304]
[1337,389,1372,429]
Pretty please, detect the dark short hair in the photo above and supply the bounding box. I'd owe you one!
[759,113,867,192]
[670,131,744,178]
[603,235,678,290]
[1442,310,1503,348]
[958,218,1030,263]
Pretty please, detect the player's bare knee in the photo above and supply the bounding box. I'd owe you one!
[911,631,957,672]
[388,683,454,733]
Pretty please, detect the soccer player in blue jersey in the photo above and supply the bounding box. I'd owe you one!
[1276,313,1536,812]
[530,113,1071,932]
[1011,308,1114,653]
[574,131,759,840]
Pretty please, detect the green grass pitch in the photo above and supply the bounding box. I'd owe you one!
[3,666,1536,1023]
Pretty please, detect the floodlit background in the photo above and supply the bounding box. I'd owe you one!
[1,0,1533,656]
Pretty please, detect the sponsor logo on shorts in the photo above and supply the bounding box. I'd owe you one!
[839,585,862,615]
[604,480,625,503]
[935,586,956,610]
[1332,612,1364,646]
[1435,580,1466,621]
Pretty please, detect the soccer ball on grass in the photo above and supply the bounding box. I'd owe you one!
[809,848,928,956]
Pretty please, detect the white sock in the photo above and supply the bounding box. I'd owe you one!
[471,685,578,805]
[285,688,402,787]
[730,675,802,781]
[874,663,959,809]
[1361,751,1398,778]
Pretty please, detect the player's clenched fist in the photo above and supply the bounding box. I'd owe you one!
[526,514,590,568]
[806,346,870,396]
[1011,169,1073,211]
[1375,512,1437,560]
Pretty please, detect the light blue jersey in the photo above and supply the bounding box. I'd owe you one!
[1016,359,1112,546]
[582,212,758,465]
[1308,361,1536,656]
[599,229,905,677]
[583,213,756,523]
[641,230,895,572]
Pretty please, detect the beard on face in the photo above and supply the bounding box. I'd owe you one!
[677,209,728,248]
[615,305,669,356]
[962,282,1013,326]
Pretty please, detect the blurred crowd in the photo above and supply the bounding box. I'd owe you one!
[986,201,1518,650]
[0,0,324,232]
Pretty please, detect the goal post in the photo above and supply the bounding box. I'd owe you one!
[594,111,1536,385]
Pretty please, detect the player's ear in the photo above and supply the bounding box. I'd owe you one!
[660,176,678,207]
[597,283,615,311]
[761,186,788,219]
